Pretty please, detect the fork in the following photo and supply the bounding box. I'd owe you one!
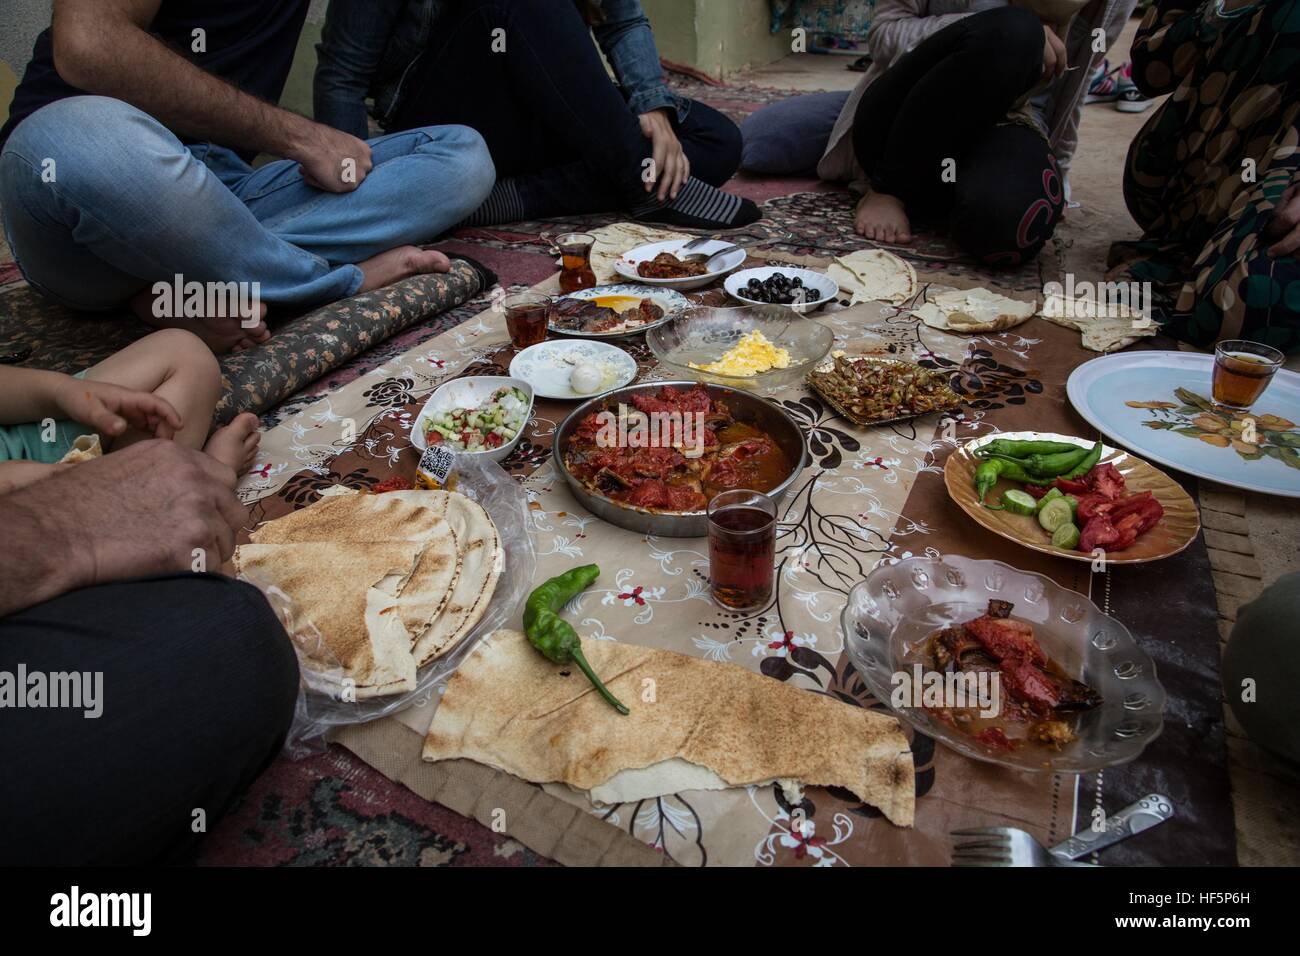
[679,236,715,253]
[951,827,1097,867]
[950,792,1173,866]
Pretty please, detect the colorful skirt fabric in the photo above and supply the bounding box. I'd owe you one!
[1108,0,1300,353]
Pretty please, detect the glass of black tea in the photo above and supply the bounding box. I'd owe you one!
[707,489,777,611]
[1212,339,1283,411]
[503,291,551,350]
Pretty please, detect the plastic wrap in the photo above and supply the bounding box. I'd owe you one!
[240,454,536,752]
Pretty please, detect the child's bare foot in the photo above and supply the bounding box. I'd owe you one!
[854,190,913,244]
[357,246,451,293]
[203,412,260,477]
[131,291,271,355]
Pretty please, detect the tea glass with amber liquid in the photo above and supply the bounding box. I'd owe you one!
[503,291,551,350]
[1212,340,1283,411]
[707,490,777,611]
[556,232,597,293]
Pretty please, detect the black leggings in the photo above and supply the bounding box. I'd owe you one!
[392,0,742,217]
[851,7,1065,267]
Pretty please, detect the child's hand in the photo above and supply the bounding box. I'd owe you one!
[54,379,184,440]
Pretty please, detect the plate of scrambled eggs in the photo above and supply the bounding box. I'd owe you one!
[647,306,833,395]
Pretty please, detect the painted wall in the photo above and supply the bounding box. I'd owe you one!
[642,0,790,79]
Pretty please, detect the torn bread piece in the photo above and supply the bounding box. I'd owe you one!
[234,541,424,697]
[828,248,918,306]
[914,287,1037,333]
[58,434,103,464]
[423,629,915,826]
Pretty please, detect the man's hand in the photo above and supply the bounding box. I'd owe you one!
[640,109,689,202]
[1041,25,1067,81]
[0,441,246,616]
[1266,184,1300,257]
[291,123,373,192]
[53,378,183,441]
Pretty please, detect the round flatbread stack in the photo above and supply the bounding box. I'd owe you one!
[913,286,1037,333]
[234,488,501,700]
[828,248,918,306]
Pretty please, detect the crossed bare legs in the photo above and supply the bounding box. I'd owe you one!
[131,246,453,355]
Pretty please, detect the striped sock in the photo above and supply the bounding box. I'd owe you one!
[634,176,760,230]
[459,178,526,227]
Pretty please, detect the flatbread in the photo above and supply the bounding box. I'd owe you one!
[58,434,102,464]
[914,287,1037,333]
[828,248,918,306]
[588,222,688,283]
[412,495,502,666]
[236,488,483,698]
[1040,291,1158,352]
[249,489,450,545]
[234,541,423,698]
[423,629,915,826]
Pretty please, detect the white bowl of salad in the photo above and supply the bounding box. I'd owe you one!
[411,376,534,462]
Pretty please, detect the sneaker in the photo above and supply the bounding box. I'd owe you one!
[1113,62,1153,112]
[1084,59,1120,104]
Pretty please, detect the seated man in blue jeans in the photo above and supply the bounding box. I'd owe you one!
[0,0,496,354]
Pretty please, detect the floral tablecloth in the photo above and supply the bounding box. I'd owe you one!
[238,231,1235,867]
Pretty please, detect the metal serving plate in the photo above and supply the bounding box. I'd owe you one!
[552,381,809,537]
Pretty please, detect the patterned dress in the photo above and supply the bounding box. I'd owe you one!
[1109,0,1300,352]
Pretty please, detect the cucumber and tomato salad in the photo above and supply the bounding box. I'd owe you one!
[972,436,1102,552]
[421,386,529,452]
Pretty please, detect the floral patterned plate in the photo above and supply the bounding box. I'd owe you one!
[943,431,1201,565]
[1067,351,1300,498]
[549,283,690,339]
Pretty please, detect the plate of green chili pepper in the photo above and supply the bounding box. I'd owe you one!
[942,431,1201,564]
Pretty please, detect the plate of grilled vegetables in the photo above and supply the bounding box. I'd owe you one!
[806,351,964,426]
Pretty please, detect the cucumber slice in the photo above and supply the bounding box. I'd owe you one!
[1002,489,1038,516]
[1051,522,1081,550]
[1038,498,1073,533]
[1036,487,1064,511]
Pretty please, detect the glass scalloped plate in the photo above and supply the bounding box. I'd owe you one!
[943,430,1201,564]
[842,556,1166,773]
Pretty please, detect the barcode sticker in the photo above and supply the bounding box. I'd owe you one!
[416,445,456,488]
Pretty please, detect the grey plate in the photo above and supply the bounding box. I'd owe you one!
[553,381,809,537]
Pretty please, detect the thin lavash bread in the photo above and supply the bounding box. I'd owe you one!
[827,248,918,306]
[913,287,1037,333]
[423,629,915,827]
[233,541,424,698]
[412,495,502,666]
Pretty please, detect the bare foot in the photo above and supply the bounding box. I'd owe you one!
[854,190,913,245]
[203,412,260,477]
[357,246,452,294]
[131,291,271,355]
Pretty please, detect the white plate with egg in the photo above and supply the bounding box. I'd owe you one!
[549,284,689,339]
[508,339,639,401]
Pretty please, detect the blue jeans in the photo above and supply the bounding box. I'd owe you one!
[0,95,495,311]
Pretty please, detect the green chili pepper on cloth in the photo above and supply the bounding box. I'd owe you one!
[523,564,629,715]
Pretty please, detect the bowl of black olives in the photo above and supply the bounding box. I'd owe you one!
[725,266,839,315]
